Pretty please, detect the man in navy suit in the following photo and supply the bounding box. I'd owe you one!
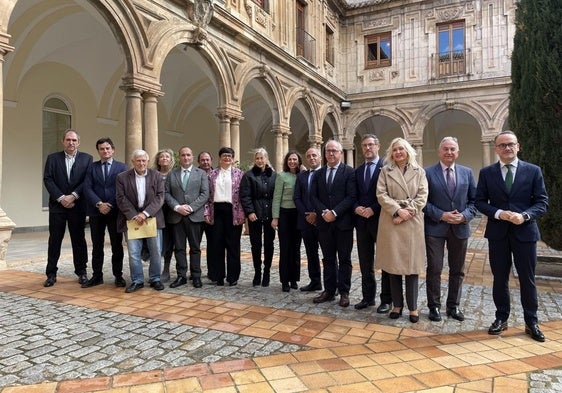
[353,134,391,312]
[476,131,548,342]
[424,137,477,322]
[294,147,322,292]
[311,140,357,307]
[43,129,93,287]
[82,137,128,288]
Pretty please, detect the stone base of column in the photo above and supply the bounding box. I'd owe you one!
[0,207,16,270]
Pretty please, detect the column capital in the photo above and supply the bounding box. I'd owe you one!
[120,75,163,97]
[271,123,291,135]
[0,32,14,59]
[216,106,243,120]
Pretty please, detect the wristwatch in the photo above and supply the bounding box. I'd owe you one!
[522,212,531,222]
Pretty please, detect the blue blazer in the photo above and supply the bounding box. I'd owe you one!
[475,160,548,242]
[83,159,128,216]
[423,163,477,239]
[294,168,320,231]
[311,164,357,231]
[354,159,383,229]
[43,151,93,213]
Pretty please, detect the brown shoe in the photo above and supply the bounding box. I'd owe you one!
[313,291,335,303]
[339,293,350,307]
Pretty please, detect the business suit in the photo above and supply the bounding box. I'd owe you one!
[294,168,322,289]
[43,150,93,279]
[165,165,209,281]
[311,163,357,296]
[475,159,548,326]
[424,162,477,311]
[116,168,165,285]
[84,159,127,281]
[354,158,391,306]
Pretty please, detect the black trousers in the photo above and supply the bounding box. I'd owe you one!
[212,203,242,284]
[200,222,216,281]
[248,218,275,271]
[46,210,88,277]
[301,224,321,285]
[278,208,301,284]
[389,274,419,312]
[318,225,353,295]
[89,214,123,279]
[173,218,203,279]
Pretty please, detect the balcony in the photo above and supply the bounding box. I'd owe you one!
[296,27,316,65]
[433,49,471,78]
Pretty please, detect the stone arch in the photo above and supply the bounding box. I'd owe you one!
[347,108,411,140]
[414,101,490,137]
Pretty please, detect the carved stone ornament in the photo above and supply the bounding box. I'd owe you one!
[189,0,214,28]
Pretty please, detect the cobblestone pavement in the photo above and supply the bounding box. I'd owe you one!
[2,215,562,392]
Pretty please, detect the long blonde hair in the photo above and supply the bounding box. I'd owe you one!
[385,137,417,166]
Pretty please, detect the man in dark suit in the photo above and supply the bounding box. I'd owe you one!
[424,137,477,322]
[476,130,548,342]
[353,134,391,312]
[165,146,209,289]
[198,151,216,282]
[294,147,322,292]
[116,149,166,293]
[82,137,128,288]
[43,129,93,287]
[311,140,357,307]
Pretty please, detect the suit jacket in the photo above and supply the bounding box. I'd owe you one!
[424,163,477,239]
[354,159,384,230]
[165,166,209,224]
[115,168,165,233]
[311,164,357,231]
[475,160,548,242]
[294,168,320,230]
[43,151,93,213]
[83,159,128,217]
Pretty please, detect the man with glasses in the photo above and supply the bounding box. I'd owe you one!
[311,140,357,307]
[476,130,548,342]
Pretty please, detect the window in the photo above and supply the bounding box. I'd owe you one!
[437,20,466,76]
[296,1,306,57]
[252,0,269,12]
[365,32,391,68]
[42,97,71,208]
[325,27,334,65]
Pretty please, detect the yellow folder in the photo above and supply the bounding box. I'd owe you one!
[126,217,157,239]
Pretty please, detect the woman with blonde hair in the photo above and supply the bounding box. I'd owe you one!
[376,137,428,323]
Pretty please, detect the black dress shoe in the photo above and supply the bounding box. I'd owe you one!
[193,278,202,288]
[446,307,465,321]
[43,276,56,287]
[377,303,391,314]
[409,313,420,323]
[115,277,127,287]
[282,283,290,292]
[229,281,238,286]
[389,307,403,319]
[81,277,103,288]
[217,279,224,286]
[150,281,164,290]
[313,291,335,303]
[428,307,442,322]
[290,282,298,290]
[78,273,88,285]
[354,299,375,310]
[125,282,144,293]
[339,293,350,307]
[488,319,508,335]
[525,324,546,342]
[300,282,322,292]
[170,277,188,288]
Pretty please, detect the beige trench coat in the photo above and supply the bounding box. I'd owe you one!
[376,163,428,275]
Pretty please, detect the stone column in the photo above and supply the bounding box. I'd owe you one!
[0,42,17,269]
[230,117,241,162]
[123,89,143,166]
[216,112,231,148]
[271,124,286,172]
[412,143,424,166]
[282,131,290,157]
[142,92,160,161]
[345,149,354,166]
[482,138,493,167]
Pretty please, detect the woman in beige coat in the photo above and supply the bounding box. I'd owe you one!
[376,138,428,323]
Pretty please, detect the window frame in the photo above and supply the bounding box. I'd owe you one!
[436,20,466,76]
[325,26,334,65]
[364,32,392,69]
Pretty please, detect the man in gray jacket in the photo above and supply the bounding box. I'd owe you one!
[165,146,210,288]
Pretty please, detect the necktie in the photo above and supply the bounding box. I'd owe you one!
[446,167,455,197]
[364,162,373,185]
[327,167,335,189]
[103,162,109,181]
[182,169,189,190]
[505,164,513,192]
[308,170,314,191]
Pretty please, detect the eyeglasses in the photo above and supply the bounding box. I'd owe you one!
[325,149,340,154]
[220,154,233,158]
[495,142,517,150]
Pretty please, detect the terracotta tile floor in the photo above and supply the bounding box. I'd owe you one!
[2,218,562,392]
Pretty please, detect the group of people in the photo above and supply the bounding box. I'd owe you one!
[43,129,549,342]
